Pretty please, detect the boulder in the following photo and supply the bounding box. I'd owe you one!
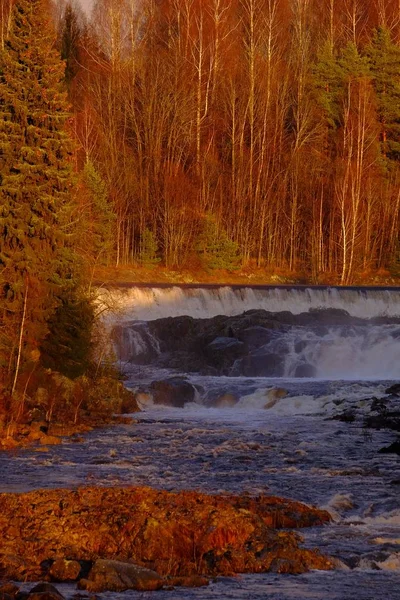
[378,440,400,455]
[237,326,277,351]
[78,559,164,592]
[213,393,238,408]
[242,349,285,377]
[49,558,81,582]
[205,337,244,371]
[150,378,197,407]
[26,583,65,600]
[385,383,400,396]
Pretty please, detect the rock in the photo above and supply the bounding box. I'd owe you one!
[242,349,285,377]
[0,486,333,581]
[78,559,164,592]
[49,558,81,582]
[378,440,400,455]
[27,583,65,600]
[331,411,356,423]
[150,378,197,407]
[134,391,153,409]
[213,393,238,408]
[237,326,277,351]
[268,557,307,574]
[0,584,19,597]
[205,337,244,371]
[264,388,288,409]
[385,383,400,396]
[39,435,61,446]
[167,575,209,588]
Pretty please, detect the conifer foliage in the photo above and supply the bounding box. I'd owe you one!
[0,0,78,392]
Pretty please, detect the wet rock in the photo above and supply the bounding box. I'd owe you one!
[331,411,356,423]
[26,583,65,600]
[150,378,197,407]
[268,557,307,574]
[78,559,164,592]
[49,558,81,582]
[213,393,238,408]
[385,383,400,396]
[237,326,277,351]
[378,439,400,455]
[205,337,244,372]
[264,388,288,409]
[242,349,284,377]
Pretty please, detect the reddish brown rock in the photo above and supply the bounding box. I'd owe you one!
[49,558,81,582]
[78,559,164,592]
[0,486,333,582]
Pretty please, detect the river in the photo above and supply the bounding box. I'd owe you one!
[6,286,400,599]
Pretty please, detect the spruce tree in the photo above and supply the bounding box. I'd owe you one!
[366,27,400,163]
[0,0,78,390]
[82,161,115,265]
[197,214,241,271]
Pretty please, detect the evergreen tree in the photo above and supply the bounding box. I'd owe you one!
[366,27,400,162]
[138,228,161,268]
[197,214,241,271]
[59,2,82,87]
[312,42,345,130]
[0,0,78,390]
[82,160,115,265]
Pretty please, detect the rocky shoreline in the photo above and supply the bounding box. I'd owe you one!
[0,486,333,592]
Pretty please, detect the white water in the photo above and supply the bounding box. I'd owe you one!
[97,285,400,321]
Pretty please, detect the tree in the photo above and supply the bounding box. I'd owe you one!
[366,26,400,162]
[59,2,83,87]
[196,213,241,270]
[138,228,161,268]
[81,160,115,266]
[0,0,78,392]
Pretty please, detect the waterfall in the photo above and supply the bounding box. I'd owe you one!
[98,285,400,322]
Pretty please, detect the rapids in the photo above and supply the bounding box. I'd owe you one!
[6,286,400,599]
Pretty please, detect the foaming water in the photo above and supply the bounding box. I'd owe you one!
[2,378,400,597]
[98,285,400,321]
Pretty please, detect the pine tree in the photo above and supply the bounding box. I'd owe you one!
[0,0,78,390]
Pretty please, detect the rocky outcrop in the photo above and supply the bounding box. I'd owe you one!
[114,307,380,378]
[0,486,333,585]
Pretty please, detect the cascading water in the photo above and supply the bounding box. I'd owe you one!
[98,284,400,320]
[105,286,400,382]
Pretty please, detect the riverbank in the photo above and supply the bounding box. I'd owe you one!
[92,265,400,287]
[0,486,333,590]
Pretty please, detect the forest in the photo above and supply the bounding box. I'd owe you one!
[1,0,400,408]
[53,0,400,282]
